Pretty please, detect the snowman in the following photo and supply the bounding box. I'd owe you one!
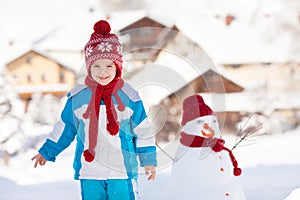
[161,94,246,200]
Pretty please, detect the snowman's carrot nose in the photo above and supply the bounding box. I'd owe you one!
[201,123,215,138]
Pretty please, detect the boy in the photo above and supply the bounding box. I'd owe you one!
[32,20,157,200]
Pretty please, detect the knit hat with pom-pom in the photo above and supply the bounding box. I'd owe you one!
[84,20,123,76]
[181,94,214,126]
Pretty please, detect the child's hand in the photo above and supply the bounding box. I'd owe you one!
[144,165,156,181]
[31,153,47,168]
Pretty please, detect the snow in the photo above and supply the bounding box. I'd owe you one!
[1,128,300,199]
[162,114,245,199]
[126,54,204,107]
[144,0,300,64]
[199,91,300,113]
[1,0,299,67]
[0,0,104,69]
[1,0,300,199]
[109,9,175,32]
[285,188,300,200]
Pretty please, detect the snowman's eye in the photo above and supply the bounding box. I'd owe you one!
[212,119,217,123]
[196,120,203,125]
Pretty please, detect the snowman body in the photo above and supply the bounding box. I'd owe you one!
[161,115,245,200]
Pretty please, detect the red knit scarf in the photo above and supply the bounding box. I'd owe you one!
[180,132,242,176]
[82,76,125,162]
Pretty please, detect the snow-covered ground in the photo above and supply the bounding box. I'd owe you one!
[0,128,300,200]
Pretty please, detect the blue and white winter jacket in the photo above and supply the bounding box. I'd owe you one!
[38,82,157,180]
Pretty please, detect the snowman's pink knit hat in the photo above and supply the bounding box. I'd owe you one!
[181,94,214,125]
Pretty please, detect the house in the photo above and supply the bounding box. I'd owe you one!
[149,68,245,142]
[116,15,252,141]
[222,62,300,133]
[172,8,300,136]
[5,49,76,106]
[114,15,179,71]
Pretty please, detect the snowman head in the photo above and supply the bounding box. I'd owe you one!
[182,115,221,138]
[181,94,221,138]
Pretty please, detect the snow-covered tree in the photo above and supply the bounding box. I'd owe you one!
[0,66,66,156]
[25,93,66,126]
[16,93,67,154]
[0,68,25,155]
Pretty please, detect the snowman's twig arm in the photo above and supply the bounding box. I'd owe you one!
[155,142,174,161]
[232,125,264,150]
[238,114,253,136]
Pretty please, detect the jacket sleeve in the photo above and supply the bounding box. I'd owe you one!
[131,100,157,167]
[38,97,78,162]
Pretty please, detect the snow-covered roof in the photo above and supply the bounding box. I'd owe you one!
[126,50,205,107]
[200,90,300,113]
[0,0,107,62]
[200,92,257,113]
[1,0,299,67]
[0,0,93,68]
[0,44,30,69]
[176,19,290,64]
[0,0,91,43]
[145,0,300,64]
[109,10,149,31]
[109,9,175,32]
[5,48,77,73]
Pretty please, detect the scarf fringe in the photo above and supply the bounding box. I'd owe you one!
[82,76,124,162]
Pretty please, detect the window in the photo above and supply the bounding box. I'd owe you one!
[60,71,65,83]
[232,64,241,68]
[26,57,32,64]
[27,74,32,82]
[41,74,46,82]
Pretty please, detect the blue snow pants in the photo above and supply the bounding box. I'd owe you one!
[80,179,139,200]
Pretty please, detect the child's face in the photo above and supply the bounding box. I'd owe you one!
[90,59,117,85]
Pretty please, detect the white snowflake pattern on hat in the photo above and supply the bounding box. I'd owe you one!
[97,42,113,52]
[116,45,122,54]
[85,45,94,58]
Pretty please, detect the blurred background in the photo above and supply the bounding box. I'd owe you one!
[0,0,300,199]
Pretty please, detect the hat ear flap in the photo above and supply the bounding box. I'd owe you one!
[114,61,122,78]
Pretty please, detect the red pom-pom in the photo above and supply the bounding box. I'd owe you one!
[234,168,242,176]
[93,20,111,35]
[118,104,125,111]
[83,149,95,162]
[82,111,89,119]
[107,121,119,135]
